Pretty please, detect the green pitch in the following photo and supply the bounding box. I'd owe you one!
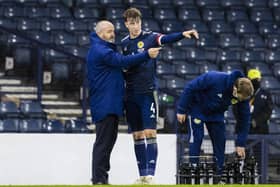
[0,185,279,187]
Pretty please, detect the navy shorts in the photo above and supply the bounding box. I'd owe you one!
[125,92,158,132]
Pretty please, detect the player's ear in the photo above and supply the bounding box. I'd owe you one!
[124,21,129,28]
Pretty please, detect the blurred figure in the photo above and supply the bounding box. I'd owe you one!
[234,69,273,134]
[233,69,273,179]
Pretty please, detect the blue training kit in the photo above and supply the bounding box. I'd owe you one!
[87,32,152,184]
[177,70,251,174]
[121,30,186,177]
[121,31,184,94]
[87,32,150,123]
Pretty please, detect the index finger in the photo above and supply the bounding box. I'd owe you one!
[193,32,199,39]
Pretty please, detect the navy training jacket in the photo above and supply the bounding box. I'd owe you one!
[87,32,150,123]
[177,70,251,146]
[121,31,184,94]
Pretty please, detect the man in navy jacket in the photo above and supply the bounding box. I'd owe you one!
[87,20,161,184]
[177,70,254,179]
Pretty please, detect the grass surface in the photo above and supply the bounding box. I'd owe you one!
[0,185,279,187]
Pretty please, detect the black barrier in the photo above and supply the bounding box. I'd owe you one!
[177,155,259,184]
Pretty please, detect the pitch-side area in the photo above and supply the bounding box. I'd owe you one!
[0,185,279,187]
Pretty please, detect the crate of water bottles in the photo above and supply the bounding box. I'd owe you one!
[177,155,260,184]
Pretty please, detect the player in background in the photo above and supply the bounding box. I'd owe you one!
[121,7,199,184]
[177,70,254,183]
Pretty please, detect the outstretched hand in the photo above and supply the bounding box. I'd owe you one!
[148,47,162,58]
[183,29,199,39]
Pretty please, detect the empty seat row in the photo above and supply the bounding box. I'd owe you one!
[0,118,91,133]
[73,0,280,9]
[158,74,280,95]
[158,48,280,64]
[0,101,45,119]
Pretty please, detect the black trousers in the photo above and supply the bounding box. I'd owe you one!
[92,114,119,184]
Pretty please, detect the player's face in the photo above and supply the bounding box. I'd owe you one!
[125,17,142,38]
[101,24,115,43]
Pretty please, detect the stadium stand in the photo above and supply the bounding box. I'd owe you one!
[0,0,279,183]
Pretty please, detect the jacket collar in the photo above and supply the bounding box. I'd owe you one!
[90,32,116,50]
[227,70,244,94]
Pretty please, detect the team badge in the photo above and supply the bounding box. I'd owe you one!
[137,41,144,48]
[194,118,201,124]
[231,98,238,105]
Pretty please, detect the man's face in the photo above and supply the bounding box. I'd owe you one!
[125,17,142,38]
[100,24,115,43]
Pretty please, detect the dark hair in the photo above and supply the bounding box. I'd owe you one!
[123,7,142,21]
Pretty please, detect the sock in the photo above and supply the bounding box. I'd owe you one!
[134,138,147,176]
[146,137,158,176]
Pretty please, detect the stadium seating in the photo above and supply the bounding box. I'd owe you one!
[42,119,64,133]
[221,0,244,8]
[27,31,52,44]
[161,20,183,33]
[51,61,70,85]
[20,100,46,119]
[65,119,91,133]
[0,2,280,183]
[202,9,225,22]
[0,0,279,137]
[64,20,88,33]
[25,7,50,18]
[210,21,233,34]
[196,34,218,49]
[266,36,280,49]
[41,19,64,32]
[178,8,201,21]
[0,118,19,132]
[75,0,99,7]
[241,50,265,63]
[156,62,175,75]
[226,8,249,23]
[218,34,242,49]
[217,50,241,63]
[19,119,44,133]
[0,101,20,118]
[242,35,266,50]
[221,62,244,73]
[175,63,200,77]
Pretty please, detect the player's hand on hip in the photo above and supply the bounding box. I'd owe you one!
[177,113,186,124]
[183,29,199,39]
[236,146,246,159]
[148,47,161,58]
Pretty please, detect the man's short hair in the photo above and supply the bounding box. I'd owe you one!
[123,7,142,21]
[235,78,254,98]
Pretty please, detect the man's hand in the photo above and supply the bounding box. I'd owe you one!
[236,146,246,159]
[148,47,161,58]
[183,29,199,39]
[177,113,186,124]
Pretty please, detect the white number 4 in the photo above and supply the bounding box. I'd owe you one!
[150,102,156,114]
